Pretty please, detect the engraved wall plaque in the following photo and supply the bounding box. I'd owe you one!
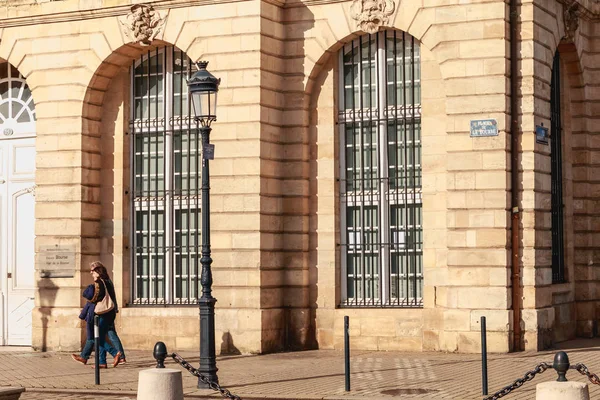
[38,245,76,278]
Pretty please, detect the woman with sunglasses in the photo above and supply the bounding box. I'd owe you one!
[88,261,127,368]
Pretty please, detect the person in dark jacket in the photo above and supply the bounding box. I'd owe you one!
[88,261,126,368]
[70,284,118,365]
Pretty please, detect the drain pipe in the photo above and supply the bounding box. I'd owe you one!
[509,0,522,352]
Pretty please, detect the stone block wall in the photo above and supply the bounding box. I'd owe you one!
[284,0,512,353]
[6,0,600,354]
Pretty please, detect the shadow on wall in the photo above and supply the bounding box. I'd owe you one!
[220,331,241,355]
[99,69,130,311]
[280,2,318,352]
[36,278,58,352]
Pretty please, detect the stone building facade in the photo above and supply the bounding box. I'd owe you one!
[0,0,597,354]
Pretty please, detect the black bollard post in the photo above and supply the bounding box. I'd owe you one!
[344,315,350,392]
[553,351,570,382]
[94,315,100,385]
[481,316,488,396]
[154,342,168,368]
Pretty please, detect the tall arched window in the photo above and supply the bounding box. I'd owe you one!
[338,31,423,307]
[550,51,565,283]
[131,47,201,304]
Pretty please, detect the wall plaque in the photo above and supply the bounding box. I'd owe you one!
[536,125,549,145]
[203,144,215,160]
[38,245,76,278]
[470,119,498,137]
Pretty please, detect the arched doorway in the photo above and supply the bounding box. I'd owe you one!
[0,61,36,345]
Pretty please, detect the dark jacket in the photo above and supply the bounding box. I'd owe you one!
[79,284,96,339]
[90,278,118,322]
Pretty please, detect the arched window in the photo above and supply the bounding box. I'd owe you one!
[130,47,201,304]
[338,31,423,307]
[550,51,565,283]
[0,62,36,136]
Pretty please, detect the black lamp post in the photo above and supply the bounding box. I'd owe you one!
[188,60,220,388]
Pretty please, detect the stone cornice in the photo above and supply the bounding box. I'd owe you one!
[0,0,249,28]
[0,0,365,27]
[0,0,321,28]
[558,0,600,20]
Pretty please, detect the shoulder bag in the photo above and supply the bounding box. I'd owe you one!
[95,279,115,315]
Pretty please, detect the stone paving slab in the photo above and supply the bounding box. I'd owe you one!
[4,339,600,399]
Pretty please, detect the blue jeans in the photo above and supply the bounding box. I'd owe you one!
[80,339,118,361]
[96,314,114,365]
[107,327,126,359]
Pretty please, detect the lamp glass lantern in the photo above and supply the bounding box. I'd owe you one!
[188,61,220,125]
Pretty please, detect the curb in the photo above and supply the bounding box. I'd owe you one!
[22,388,347,400]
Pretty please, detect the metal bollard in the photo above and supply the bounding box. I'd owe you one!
[553,351,569,382]
[481,316,488,396]
[94,315,100,385]
[344,315,350,392]
[154,342,168,369]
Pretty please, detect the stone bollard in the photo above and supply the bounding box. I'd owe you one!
[136,341,184,400]
[536,381,589,400]
[137,368,184,400]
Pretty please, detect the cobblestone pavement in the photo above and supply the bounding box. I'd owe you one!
[3,339,600,399]
[21,393,134,400]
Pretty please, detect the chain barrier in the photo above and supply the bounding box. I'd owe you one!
[483,362,551,400]
[170,353,242,400]
[570,363,600,386]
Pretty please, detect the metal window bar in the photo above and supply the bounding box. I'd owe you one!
[131,46,200,305]
[339,30,423,307]
[550,51,565,284]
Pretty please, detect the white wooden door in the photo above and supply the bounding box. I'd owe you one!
[0,62,36,346]
[3,139,35,345]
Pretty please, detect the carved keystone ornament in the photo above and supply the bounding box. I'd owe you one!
[350,0,396,34]
[120,4,167,46]
[563,2,580,42]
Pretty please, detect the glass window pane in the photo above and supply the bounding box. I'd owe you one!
[11,102,22,119]
[0,101,8,119]
[10,82,22,99]
[0,82,8,100]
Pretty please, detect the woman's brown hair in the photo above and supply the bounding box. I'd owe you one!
[90,261,110,280]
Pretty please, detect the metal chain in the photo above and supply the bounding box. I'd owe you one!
[571,363,600,386]
[170,353,242,400]
[484,362,551,400]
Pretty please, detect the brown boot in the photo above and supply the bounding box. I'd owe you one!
[113,351,123,368]
[71,354,87,365]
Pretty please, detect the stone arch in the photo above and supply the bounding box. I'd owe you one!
[303,6,437,100]
[530,34,587,347]
[552,38,594,341]
[304,24,447,350]
[520,1,590,349]
[79,40,199,318]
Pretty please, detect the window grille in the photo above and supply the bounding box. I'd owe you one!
[550,51,565,283]
[338,31,423,307]
[130,46,201,305]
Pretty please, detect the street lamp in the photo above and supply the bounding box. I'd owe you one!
[188,60,220,388]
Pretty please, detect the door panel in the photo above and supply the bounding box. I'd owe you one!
[4,139,35,346]
[12,189,34,289]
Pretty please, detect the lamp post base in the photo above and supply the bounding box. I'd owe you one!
[198,296,218,388]
[197,374,219,389]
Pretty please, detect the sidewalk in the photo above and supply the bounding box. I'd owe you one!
[3,339,600,399]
